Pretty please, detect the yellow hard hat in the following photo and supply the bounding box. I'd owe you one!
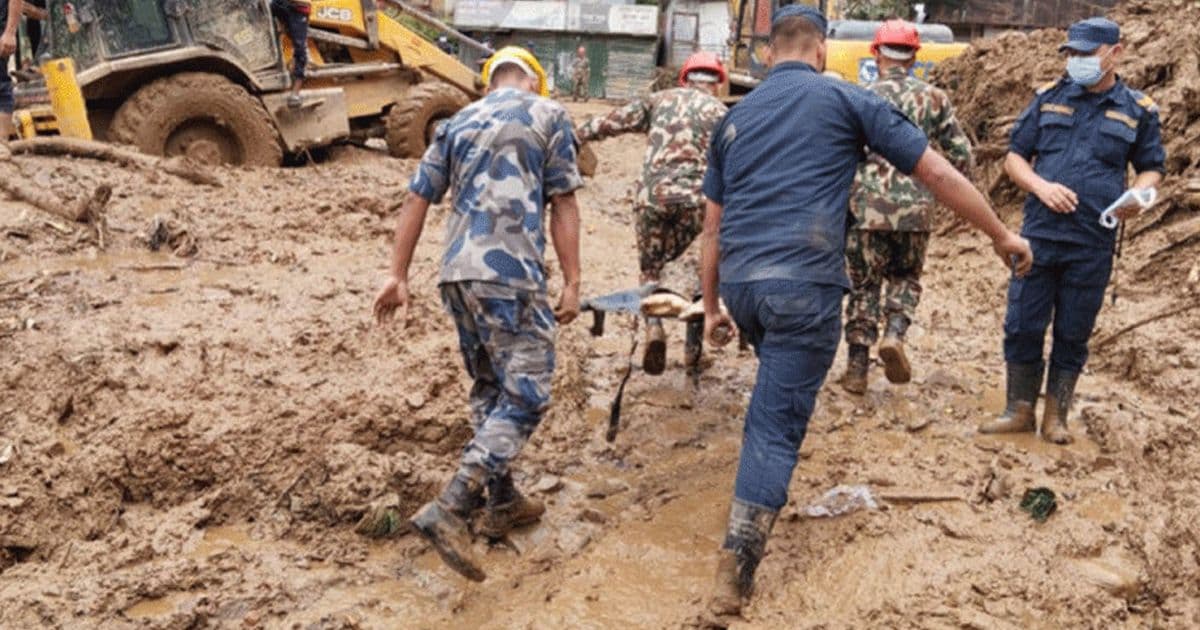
[481,46,549,97]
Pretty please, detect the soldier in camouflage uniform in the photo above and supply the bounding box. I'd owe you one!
[840,20,973,394]
[570,46,590,102]
[576,51,728,374]
[374,47,583,581]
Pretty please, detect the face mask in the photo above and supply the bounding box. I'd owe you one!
[1066,50,1111,86]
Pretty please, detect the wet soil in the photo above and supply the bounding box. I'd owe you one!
[2,98,1199,629]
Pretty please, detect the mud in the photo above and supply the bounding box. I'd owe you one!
[2,94,1199,629]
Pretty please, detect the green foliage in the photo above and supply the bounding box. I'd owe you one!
[841,0,967,21]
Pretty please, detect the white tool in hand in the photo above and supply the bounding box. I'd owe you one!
[1099,187,1157,229]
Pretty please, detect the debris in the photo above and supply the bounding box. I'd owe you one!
[532,475,562,494]
[8,137,222,187]
[353,493,406,539]
[585,479,629,499]
[801,485,880,518]
[878,490,964,505]
[1019,487,1057,523]
[0,165,111,225]
[1093,298,1200,349]
[0,443,13,465]
[578,508,607,524]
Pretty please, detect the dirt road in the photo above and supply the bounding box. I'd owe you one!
[1,100,1197,628]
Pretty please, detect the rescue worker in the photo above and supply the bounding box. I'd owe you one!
[271,0,311,108]
[570,46,590,102]
[576,52,728,374]
[698,5,1033,618]
[0,0,22,139]
[979,18,1164,444]
[840,20,973,394]
[373,46,583,581]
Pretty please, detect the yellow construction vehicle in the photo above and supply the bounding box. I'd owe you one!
[727,0,967,93]
[14,0,489,165]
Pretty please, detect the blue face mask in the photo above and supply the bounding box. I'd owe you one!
[1066,50,1111,86]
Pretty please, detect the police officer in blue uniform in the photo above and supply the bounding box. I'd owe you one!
[979,18,1165,445]
[698,5,1034,619]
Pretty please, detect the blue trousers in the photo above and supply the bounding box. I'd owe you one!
[721,280,843,510]
[1004,237,1111,373]
[271,0,309,80]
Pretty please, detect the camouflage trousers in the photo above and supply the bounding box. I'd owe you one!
[636,202,703,283]
[844,230,929,346]
[572,77,589,101]
[440,281,556,481]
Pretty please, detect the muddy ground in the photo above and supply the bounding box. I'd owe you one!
[1,98,1198,629]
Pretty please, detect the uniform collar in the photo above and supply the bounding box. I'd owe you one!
[881,66,909,80]
[768,61,818,77]
[1064,76,1125,104]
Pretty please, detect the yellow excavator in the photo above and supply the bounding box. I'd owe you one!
[14,0,489,165]
[727,0,967,94]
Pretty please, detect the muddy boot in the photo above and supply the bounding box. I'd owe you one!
[707,500,777,619]
[978,362,1042,434]
[685,318,704,373]
[478,472,545,539]
[1041,369,1078,445]
[877,315,912,384]
[840,343,869,395]
[643,317,667,375]
[410,472,487,582]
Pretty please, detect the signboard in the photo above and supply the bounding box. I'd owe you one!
[456,0,656,35]
[607,5,657,35]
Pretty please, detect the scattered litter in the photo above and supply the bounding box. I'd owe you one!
[802,485,880,518]
[1020,487,1057,523]
[353,493,405,539]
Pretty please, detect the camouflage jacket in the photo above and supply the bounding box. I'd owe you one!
[409,88,583,292]
[571,56,590,80]
[577,86,727,209]
[850,66,973,232]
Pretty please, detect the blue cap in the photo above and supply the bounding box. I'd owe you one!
[1060,17,1120,53]
[772,4,828,35]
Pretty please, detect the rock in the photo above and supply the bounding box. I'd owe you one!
[906,416,932,432]
[533,475,563,494]
[585,479,629,499]
[578,508,607,525]
[556,527,592,555]
[405,393,426,410]
[0,443,12,465]
[925,368,962,391]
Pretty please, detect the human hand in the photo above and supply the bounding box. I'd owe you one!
[373,277,409,326]
[554,283,580,324]
[704,309,735,347]
[993,232,1033,278]
[1034,181,1078,214]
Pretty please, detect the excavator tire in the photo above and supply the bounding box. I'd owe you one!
[109,72,283,167]
[385,82,469,159]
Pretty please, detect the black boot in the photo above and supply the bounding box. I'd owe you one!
[1041,369,1079,445]
[878,315,912,384]
[978,362,1042,434]
[708,500,778,618]
[840,343,869,395]
[410,470,487,581]
[478,471,545,539]
[685,317,704,374]
[643,317,667,375]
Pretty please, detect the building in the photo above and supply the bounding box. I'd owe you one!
[454,0,660,99]
[662,0,731,68]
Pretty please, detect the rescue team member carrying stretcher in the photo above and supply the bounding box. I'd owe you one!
[980,17,1164,444]
[576,52,729,374]
[373,46,583,581]
[697,5,1033,620]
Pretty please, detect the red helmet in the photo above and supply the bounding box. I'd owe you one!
[870,19,921,57]
[678,51,727,87]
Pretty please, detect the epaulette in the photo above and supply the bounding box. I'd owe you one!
[1036,80,1060,95]
[1131,89,1158,113]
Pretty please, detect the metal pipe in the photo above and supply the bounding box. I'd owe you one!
[378,0,494,56]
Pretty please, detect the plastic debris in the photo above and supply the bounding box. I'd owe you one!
[1099,187,1157,229]
[0,443,12,465]
[1020,487,1057,523]
[802,485,880,518]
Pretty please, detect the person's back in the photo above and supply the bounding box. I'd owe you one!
[412,87,580,292]
[640,87,727,205]
[709,64,924,288]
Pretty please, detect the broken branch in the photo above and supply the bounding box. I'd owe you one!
[8,137,222,187]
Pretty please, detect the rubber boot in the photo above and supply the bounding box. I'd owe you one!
[707,500,778,618]
[1041,369,1078,445]
[685,317,704,373]
[978,362,1042,434]
[877,315,912,384]
[643,317,667,375]
[477,472,545,539]
[840,343,869,395]
[410,471,487,581]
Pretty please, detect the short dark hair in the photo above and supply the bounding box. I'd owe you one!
[770,15,825,54]
[489,62,529,87]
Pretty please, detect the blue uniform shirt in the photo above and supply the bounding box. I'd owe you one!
[703,61,929,288]
[1009,77,1165,250]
